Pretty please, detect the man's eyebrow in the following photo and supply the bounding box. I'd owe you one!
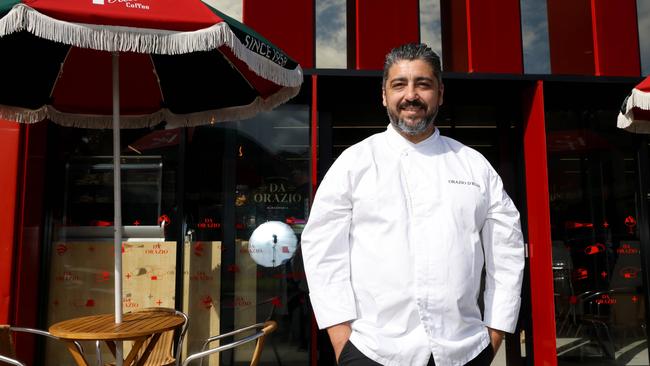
[414,76,435,83]
[389,76,435,84]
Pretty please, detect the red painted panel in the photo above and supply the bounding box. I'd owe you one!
[547,0,595,75]
[310,75,318,200]
[592,0,640,76]
[0,120,21,324]
[523,81,557,366]
[467,0,523,73]
[14,123,47,364]
[354,0,419,70]
[440,0,469,72]
[242,0,315,69]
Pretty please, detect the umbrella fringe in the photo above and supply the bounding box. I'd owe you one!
[0,85,300,129]
[0,105,47,124]
[618,112,650,134]
[618,87,650,133]
[626,88,650,112]
[165,85,302,128]
[0,3,302,88]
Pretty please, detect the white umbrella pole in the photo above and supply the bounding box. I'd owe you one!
[112,51,124,366]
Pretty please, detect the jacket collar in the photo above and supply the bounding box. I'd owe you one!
[385,123,440,154]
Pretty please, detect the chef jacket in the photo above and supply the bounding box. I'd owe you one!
[301,125,525,366]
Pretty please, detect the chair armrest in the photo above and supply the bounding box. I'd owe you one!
[10,326,84,355]
[9,327,55,340]
[174,310,189,366]
[95,340,103,366]
[182,331,265,366]
[200,322,266,350]
[0,354,25,366]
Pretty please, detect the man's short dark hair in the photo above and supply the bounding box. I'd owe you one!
[382,43,442,87]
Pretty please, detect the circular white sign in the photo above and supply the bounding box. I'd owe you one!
[248,221,298,267]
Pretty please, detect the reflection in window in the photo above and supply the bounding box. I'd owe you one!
[520,0,551,74]
[420,0,443,59]
[183,105,311,365]
[638,0,650,75]
[546,84,648,364]
[316,0,347,68]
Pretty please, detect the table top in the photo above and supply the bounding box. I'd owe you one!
[49,310,185,341]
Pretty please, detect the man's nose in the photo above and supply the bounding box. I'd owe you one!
[405,84,419,100]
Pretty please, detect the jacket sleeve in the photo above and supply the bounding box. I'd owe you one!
[301,154,357,329]
[481,166,525,334]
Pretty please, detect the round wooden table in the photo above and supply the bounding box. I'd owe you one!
[49,309,185,366]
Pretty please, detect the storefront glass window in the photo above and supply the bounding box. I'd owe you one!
[183,104,311,365]
[42,98,311,365]
[44,126,182,363]
[316,0,347,68]
[638,0,650,76]
[520,0,551,74]
[545,82,649,364]
[420,0,443,58]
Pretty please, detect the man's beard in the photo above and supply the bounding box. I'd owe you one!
[387,100,438,136]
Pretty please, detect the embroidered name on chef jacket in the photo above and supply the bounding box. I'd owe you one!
[448,179,480,188]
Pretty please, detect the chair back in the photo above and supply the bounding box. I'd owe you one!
[0,325,17,359]
[0,325,82,366]
[132,307,189,366]
[183,320,277,366]
[136,329,175,366]
[0,325,22,366]
[249,321,277,366]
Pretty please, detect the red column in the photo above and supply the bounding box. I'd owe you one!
[523,81,557,366]
[440,0,468,72]
[350,0,420,70]
[242,0,315,69]
[310,75,318,200]
[0,119,21,324]
[547,0,594,75]
[591,0,640,76]
[13,123,47,365]
[548,0,640,76]
[441,0,523,73]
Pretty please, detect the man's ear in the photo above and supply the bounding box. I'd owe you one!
[438,82,444,106]
[382,88,387,107]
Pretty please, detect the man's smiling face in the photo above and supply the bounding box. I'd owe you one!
[382,59,444,141]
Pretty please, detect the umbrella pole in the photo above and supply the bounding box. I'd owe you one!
[112,51,124,366]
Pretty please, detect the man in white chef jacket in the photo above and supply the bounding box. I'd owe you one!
[301,43,525,366]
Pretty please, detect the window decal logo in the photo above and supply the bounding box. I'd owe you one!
[620,266,641,279]
[574,268,588,280]
[625,216,637,234]
[584,242,605,255]
[565,221,593,229]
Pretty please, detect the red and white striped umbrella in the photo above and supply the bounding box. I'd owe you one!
[618,76,650,133]
[0,0,303,351]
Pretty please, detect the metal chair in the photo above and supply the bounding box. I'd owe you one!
[97,308,189,366]
[182,320,277,366]
[577,287,643,359]
[0,325,84,366]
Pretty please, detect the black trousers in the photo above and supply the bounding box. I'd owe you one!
[338,341,495,366]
